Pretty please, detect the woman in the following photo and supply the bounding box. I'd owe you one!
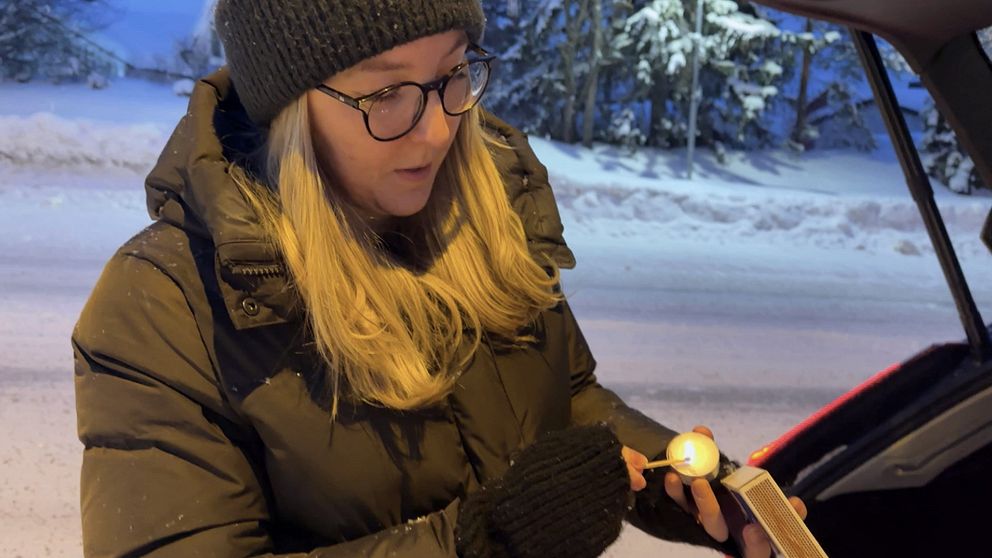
[72,1,804,556]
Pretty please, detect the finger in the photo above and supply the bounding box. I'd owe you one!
[664,471,693,514]
[621,446,647,491]
[625,458,646,492]
[628,467,647,491]
[621,447,647,490]
[789,496,808,520]
[691,479,728,542]
[692,425,715,440]
[621,446,648,470]
[741,524,772,558]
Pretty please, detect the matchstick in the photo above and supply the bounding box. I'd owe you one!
[642,457,690,471]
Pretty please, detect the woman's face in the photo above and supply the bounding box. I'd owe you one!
[307,30,469,219]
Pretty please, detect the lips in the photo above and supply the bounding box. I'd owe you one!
[395,163,433,181]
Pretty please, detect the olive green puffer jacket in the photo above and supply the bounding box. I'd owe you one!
[73,69,732,557]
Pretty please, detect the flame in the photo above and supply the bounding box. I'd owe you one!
[683,441,696,464]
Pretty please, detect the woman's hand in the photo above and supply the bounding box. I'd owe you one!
[621,445,648,491]
[663,426,808,558]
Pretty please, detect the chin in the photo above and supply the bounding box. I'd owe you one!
[381,191,433,218]
[385,205,428,218]
[380,177,437,218]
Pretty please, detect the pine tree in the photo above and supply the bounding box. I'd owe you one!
[594,0,643,148]
[174,0,225,78]
[0,0,113,83]
[611,0,787,150]
[480,0,566,137]
[921,101,980,194]
[580,0,604,147]
[920,28,991,194]
[482,0,629,144]
[795,21,912,152]
[775,19,875,152]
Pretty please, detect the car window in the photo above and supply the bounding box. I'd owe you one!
[980,26,992,58]
[542,16,992,473]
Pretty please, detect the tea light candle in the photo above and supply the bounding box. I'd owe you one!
[666,432,721,483]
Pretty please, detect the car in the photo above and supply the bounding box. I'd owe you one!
[735,0,992,555]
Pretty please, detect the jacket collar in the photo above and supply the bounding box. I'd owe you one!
[145,68,574,331]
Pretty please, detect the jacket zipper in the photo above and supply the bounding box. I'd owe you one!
[228,263,285,277]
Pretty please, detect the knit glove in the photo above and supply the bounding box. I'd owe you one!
[455,424,631,558]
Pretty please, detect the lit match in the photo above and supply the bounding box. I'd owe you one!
[642,457,691,470]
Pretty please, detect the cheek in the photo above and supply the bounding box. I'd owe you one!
[311,116,390,201]
[340,148,388,198]
[329,141,393,206]
[448,114,463,145]
[429,114,462,165]
[327,135,381,175]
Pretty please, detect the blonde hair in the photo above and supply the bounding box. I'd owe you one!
[232,96,561,416]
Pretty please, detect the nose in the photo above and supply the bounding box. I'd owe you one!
[408,91,451,147]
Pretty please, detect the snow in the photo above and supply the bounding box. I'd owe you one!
[0,77,188,123]
[0,113,169,170]
[707,13,781,39]
[667,50,688,74]
[761,60,783,77]
[823,31,843,44]
[3,78,992,558]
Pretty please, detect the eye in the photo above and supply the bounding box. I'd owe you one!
[374,88,402,104]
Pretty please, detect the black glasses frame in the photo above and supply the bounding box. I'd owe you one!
[315,44,496,142]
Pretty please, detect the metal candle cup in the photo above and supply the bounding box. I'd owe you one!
[666,432,721,484]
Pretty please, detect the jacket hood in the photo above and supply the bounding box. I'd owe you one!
[143,68,575,330]
[145,67,279,270]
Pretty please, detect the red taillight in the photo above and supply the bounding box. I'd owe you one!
[748,360,904,467]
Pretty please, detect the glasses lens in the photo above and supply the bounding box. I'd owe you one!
[442,60,490,115]
[367,84,425,140]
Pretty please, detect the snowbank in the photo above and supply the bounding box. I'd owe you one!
[2,110,990,261]
[548,172,990,257]
[531,138,992,258]
[0,113,167,172]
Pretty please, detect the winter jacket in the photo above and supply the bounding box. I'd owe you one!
[72,68,734,557]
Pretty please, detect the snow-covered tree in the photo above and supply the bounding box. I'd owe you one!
[579,0,636,146]
[174,0,224,78]
[921,102,980,194]
[480,0,565,137]
[579,0,605,147]
[479,0,920,156]
[921,28,991,194]
[787,20,912,152]
[481,0,629,144]
[779,19,854,151]
[0,0,114,83]
[610,0,786,150]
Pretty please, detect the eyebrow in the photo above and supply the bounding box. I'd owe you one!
[356,36,470,73]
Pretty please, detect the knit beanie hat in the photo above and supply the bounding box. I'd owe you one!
[214,0,487,126]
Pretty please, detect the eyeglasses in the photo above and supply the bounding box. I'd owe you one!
[315,45,495,142]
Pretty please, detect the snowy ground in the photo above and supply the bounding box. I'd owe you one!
[2,78,992,557]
